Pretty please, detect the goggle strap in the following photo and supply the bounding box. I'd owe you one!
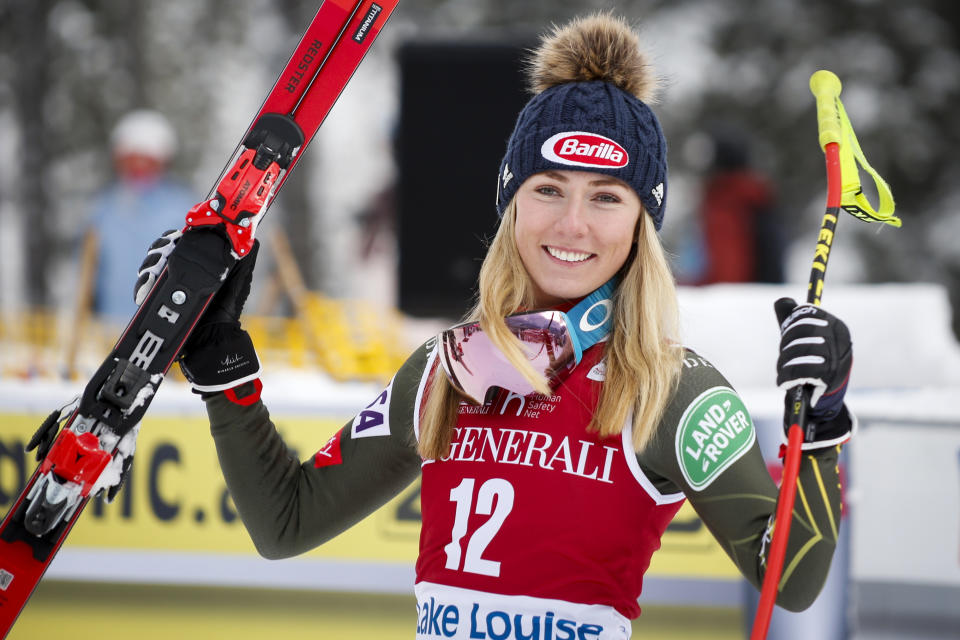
[563,277,618,363]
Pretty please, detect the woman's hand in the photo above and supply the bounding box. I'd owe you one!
[774,297,854,448]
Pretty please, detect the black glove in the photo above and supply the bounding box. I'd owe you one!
[178,237,261,393]
[133,226,261,394]
[774,297,854,449]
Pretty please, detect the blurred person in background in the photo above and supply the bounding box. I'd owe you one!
[138,13,854,637]
[84,109,195,321]
[688,127,785,285]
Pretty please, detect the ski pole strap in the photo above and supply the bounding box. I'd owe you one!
[810,70,899,228]
[836,98,898,226]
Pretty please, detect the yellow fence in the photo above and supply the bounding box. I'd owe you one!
[0,298,411,384]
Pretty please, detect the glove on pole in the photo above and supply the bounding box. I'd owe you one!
[774,297,853,449]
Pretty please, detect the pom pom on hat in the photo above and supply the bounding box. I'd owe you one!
[527,12,659,103]
[496,13,668,230]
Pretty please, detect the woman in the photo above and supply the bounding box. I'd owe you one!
[151,12,853,638]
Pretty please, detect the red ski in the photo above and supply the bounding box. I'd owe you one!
[0,1,398,635]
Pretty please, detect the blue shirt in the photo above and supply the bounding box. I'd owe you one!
[88,177,197,320]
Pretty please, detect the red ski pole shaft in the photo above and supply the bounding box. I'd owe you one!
[751,70,843,640]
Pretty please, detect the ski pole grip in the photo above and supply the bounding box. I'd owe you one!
[809,70,843,150]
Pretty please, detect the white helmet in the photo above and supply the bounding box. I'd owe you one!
[110,109,177,160]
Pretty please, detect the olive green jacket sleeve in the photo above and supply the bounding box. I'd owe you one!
[638,351,844,612]
[204,343,432,560]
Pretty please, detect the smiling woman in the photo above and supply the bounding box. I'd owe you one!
[167,11,860,639]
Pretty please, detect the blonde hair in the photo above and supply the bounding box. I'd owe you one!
[418,197,684,460]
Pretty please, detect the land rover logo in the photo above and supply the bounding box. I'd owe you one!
[675,386,755,491]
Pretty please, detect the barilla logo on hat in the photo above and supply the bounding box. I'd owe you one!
[541,131,629,169]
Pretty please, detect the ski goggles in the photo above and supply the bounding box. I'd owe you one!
[437,279,617,404]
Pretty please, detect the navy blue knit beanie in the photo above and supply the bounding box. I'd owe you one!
[495,14,668,230]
